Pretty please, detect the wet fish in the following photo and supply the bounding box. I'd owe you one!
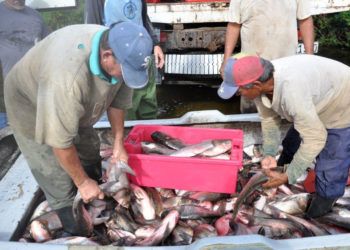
[193,224,217,241]
[105,160,135,184]
[151,131,187,150]
[134,225,156,238]
[141,141,176,155]
[168,221,193,246]
[29,220,52,242]
[215,214,233,236]
[135,210,180,246]
[130,184,156,221]
[231,172,269,221]
[72,193,94,236]
[30,200,52,221]
[29,210,62,242]
[45,236,100,246]
[106,206,139,233]
[189,192,229,202]
[169,140,214,157]
[200,139,232,157]
[263,204,328,236]
[268,193,310,215]
[317,207,350,230]
[107,229,136,246]
[163,204,221,219]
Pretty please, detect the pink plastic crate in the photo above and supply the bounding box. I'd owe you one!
[124,125,243,193]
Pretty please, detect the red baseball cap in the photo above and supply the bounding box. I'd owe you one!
[218,56,264,99]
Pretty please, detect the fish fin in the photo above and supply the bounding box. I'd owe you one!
[118,161,136,176]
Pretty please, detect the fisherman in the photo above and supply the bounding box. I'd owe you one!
[4,21,153,236]
[218,54,350,218]
[0,0,49,129]
[220,0,314,113]
[104,0,164,120]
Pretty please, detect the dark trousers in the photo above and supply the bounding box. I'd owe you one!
[278,125,350,199]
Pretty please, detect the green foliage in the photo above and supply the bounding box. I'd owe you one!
[40,0,85,31]
[314,11,350,49]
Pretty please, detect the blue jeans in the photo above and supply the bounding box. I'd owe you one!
[280,125,350,199]
[0,112,7,129]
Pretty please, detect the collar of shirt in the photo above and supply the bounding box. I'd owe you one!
[89,29,118,85]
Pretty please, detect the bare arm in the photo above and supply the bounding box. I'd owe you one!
[299,16,314,54]
[107,107,128,163]
[220,22,241,78]
[53,146,104,203]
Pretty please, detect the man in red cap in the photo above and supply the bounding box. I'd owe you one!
[218,54,350,218]
[220,0,314,113]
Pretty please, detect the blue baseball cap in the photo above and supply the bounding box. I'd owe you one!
[109,22,153,89]
[218,56,263,99]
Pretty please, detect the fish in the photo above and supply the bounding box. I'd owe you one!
[134,225,156,238]
[215,214,233,236]
[72,194,94,237]
[45,236,100,246]
[163,204,222,219]
[193,224,217,241]
[135,210,180,246]
[151,131,187,150]
[106,206,139,233]
[168,221,193,246]
[189,191,229,202]
[107,229,136,246]
[200,139,232,157]
[105,160,135,184]
[141,141,175,155]
[30,200,52,221]
[29,220,52,242]
[130,184,156,221]
[263,204,328,236]
[231,172,269,222]
[268,193,310,215]
[317,207,350,230]
[169,140,215,157]
[28,210,62,241]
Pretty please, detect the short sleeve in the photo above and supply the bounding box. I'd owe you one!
[227,0,242,23]
[296,0,313,20]
[109,82,133,110]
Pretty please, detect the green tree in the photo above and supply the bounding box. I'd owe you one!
[314,11,350,48]
[40,0,85,31]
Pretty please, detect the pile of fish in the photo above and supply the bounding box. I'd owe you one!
[19,133,350,246]
[140,131,233,160]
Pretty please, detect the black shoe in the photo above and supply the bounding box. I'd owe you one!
[305,194,336,219]
[56,206,91,236]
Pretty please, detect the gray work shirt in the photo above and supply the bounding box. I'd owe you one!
[4,25,133,149]
[255,55,350,183]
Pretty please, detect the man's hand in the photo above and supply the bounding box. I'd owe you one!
[219,60,226,79]
[111,139,128,164]
[261,156,277,170]
[77,178,104,203]
[262,169,288,188]
[154,45,164,69]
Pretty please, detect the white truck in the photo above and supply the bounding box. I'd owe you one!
[146,0,350,82]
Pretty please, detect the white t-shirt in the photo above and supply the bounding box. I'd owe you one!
[227,0,312,60]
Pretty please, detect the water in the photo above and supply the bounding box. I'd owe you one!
[156,47,350,119]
